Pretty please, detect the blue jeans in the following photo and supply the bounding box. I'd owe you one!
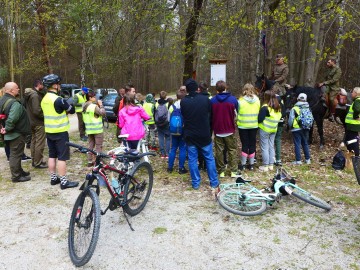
[292,129,310,161]
[168,135,187,169]
[157,127,170,156]
[187,143,219,189]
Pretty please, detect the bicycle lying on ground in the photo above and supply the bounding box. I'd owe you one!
[217,165,331,216]
[66,141,155,267]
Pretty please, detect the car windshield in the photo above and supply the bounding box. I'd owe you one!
[103,94,117,103]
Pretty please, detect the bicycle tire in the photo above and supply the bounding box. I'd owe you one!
[123,161,153,216]
[288,184,331,211]
[218,185,267,216]
[68,188,101,267]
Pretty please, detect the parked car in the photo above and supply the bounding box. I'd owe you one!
[64,88,92,106]
[60,84,79,98]
[102,93,118,121]
[95,88,117,101]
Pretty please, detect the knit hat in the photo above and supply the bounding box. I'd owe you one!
[184,78,198,93]
[298,93,307,102]
[82,87,89,94]
[340,88,347,96]
[145,93,155,103]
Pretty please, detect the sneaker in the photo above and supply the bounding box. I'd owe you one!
[21,171,30,177]
[178,167,188,174]
[258,165,269,172]
[50,177,61,185]
[305,159,311,164]
[167,168,173,173]
[231,171,242,178]
[247,164,254,171]
[219,172,225,178]
[160,155,166,159]
[238,164,245,171]
[165,155,169,159]
[211,186,220,200]
[268,165,274,171]
[292,161,302,165]
[60,180,79,190]
[12,175,31,182]
[21,155,32,162]
[275,160,282,166]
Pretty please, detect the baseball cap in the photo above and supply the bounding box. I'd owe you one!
[298,93,307,101]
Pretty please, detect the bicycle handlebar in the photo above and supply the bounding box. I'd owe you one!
[66,141,156,162]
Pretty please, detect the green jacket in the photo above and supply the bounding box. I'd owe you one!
[0,93,30,140]
[324,65,342,93]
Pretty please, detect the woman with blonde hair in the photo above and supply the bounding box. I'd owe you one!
[237,83,260,170]
[258,90,282,172]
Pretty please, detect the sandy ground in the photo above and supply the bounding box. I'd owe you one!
[0,116,359,270]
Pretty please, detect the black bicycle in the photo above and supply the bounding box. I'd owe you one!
[66,142,155,267]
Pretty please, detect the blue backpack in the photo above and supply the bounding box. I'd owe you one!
[297,106,314,129]
[169,105,183,135]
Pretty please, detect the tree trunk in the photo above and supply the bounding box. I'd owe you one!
[35,0,52,74]
[182,0,204,82]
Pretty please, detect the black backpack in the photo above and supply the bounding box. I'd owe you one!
[332,150,345,170]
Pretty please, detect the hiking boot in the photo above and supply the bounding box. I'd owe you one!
[211,186,220,200]
[219,172,225,178]
[247,164,254,171]
[167,168,173,173]
[231,171,242,178]
[12,175,31,182]
[21,171,30,177]
[50,177,61,186]
[258,165,269,172]
[238,164,245,171]
[178,167,188,174]
[60,180,79,190]
[328,115,335,122]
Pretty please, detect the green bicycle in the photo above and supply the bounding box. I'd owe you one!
[217,166,331,216]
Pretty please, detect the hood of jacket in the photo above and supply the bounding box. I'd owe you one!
[295,101,309,108]
[123,105,143,115]
[242,95,259,104]
[215,92,231,102]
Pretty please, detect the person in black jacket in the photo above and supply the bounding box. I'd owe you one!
[180,79,219,197]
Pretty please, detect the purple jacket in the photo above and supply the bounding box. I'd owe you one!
[119,105,150,140]
[210,92,239,134]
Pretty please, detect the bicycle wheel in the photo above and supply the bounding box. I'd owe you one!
[218,184,267,216]
[68,188,101,267]
[288,184,331,211]
[123,161,153,216]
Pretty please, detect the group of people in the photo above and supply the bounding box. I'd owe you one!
[1,52,359,197]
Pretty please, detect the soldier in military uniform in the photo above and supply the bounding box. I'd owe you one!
[270,54,289,97]
[319,56,342,122]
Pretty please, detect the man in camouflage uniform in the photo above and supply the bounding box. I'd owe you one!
[270,53,289,97]
[319,56,342,122]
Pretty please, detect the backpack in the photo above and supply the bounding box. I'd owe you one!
[154,103,169,127]
[297,106,314,129]
[332,150,345,170]
[169,104,183,135]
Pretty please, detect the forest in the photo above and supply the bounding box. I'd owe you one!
[0,0,359,96]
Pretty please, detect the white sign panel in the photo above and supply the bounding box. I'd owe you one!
[210,64,226,86]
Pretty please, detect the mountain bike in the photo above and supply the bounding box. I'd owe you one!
[66,141,155,267]
[217,165,331,216]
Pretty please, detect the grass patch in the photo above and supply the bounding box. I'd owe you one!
[153,227,167,234]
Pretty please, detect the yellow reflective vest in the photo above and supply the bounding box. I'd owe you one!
[237,97,260,128]
[75,93,86,113]
[83,103,103,134]
[41,92,70,133]
[143,102,155,125]
[258,105,281,133]
[345,97,360,125]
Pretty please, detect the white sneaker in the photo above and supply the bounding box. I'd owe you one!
[258,165,269,172]
[305,159,311,164]
[292,161,302,165]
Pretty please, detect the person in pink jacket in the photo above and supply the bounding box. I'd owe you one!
[118,94,150,149]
